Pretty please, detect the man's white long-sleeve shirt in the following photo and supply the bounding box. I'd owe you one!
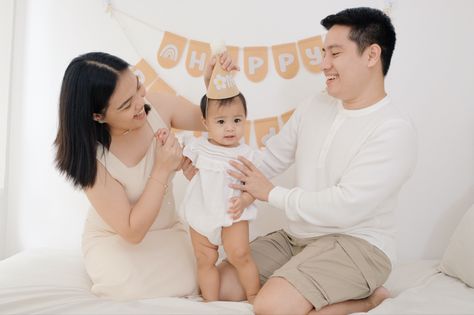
[260,92,417,262]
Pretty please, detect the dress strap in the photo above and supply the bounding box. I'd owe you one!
[96,143,107,166]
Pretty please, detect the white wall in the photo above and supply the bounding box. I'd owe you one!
[5,0,138,256]
[4,0,474,262]
[0,0,15,258]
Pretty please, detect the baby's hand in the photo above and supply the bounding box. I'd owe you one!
[228,192,256,220]
[228,196,245,220]
[228,192,254,220]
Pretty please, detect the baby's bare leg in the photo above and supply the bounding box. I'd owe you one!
[189,228,219,301]
[222,221,260,303]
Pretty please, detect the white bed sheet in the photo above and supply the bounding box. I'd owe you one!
[2,250,474,314]
[365,260,474,314]
[0,249,253,314]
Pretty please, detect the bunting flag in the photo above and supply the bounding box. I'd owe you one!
[157,31,187,69]
[272,43,300,79]
[244,120,251,145]
[297,35,324,73]
[243,46,268,82]
[133,58,294,148]
[253,116,280,148]
[185,40,211,77]
[281,109,295,124]
[148,77,176,95]
[132,59,157,86]
[226,45,239,76]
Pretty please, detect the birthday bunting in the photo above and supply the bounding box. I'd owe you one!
[112,7,324,81]
[133,59,294,148]
[155,33,324,81]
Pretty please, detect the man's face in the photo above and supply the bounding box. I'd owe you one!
[322,25,371,102]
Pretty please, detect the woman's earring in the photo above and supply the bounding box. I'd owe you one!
[93,113,105,124]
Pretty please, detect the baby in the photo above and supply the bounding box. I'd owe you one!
[180,62,260,303]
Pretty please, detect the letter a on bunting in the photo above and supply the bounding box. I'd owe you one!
[157,32,187,69]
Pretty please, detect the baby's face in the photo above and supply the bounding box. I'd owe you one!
[204,98,246,147]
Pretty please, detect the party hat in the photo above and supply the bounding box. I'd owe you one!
[206,41,240,99]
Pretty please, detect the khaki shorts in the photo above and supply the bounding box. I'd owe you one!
[250,230,391,310]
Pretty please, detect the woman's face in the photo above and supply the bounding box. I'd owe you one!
[101,69,147,136]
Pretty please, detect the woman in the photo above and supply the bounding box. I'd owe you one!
[54,51,237,299]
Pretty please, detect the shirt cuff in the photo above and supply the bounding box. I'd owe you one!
[268,186,290,210]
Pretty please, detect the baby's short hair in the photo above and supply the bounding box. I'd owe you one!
[200,93,247,119]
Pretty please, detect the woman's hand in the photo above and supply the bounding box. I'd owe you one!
[204,51,240,88]
[227,156,274,202]
[153,129,183,175]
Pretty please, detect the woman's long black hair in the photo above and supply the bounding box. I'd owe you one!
[54,52,129,189]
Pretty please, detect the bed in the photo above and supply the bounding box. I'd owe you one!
[0,249,252,314]
[0,249,472,314]
[1,204,473,314]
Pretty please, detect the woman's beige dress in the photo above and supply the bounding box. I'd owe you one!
[82,106,198,300]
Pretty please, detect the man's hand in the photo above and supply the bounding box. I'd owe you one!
[228,156,274,202]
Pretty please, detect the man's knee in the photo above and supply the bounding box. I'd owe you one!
[253,292,307,315]
[217,261,246,301]
[253,293,277,315]
[253,277,313,315]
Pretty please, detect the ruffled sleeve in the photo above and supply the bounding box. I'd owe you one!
[182,135,199,163]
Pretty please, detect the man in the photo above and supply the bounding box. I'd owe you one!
[221,7,417,315]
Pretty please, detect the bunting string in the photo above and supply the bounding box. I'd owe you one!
[108,4,325,81]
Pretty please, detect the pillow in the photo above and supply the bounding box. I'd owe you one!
[384,260,440,297]
[439,204,474,287]
[0,248,92,289]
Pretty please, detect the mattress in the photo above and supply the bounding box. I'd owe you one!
[0,249,252,314]
[364,260,474,314]
[1,249,473,314]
